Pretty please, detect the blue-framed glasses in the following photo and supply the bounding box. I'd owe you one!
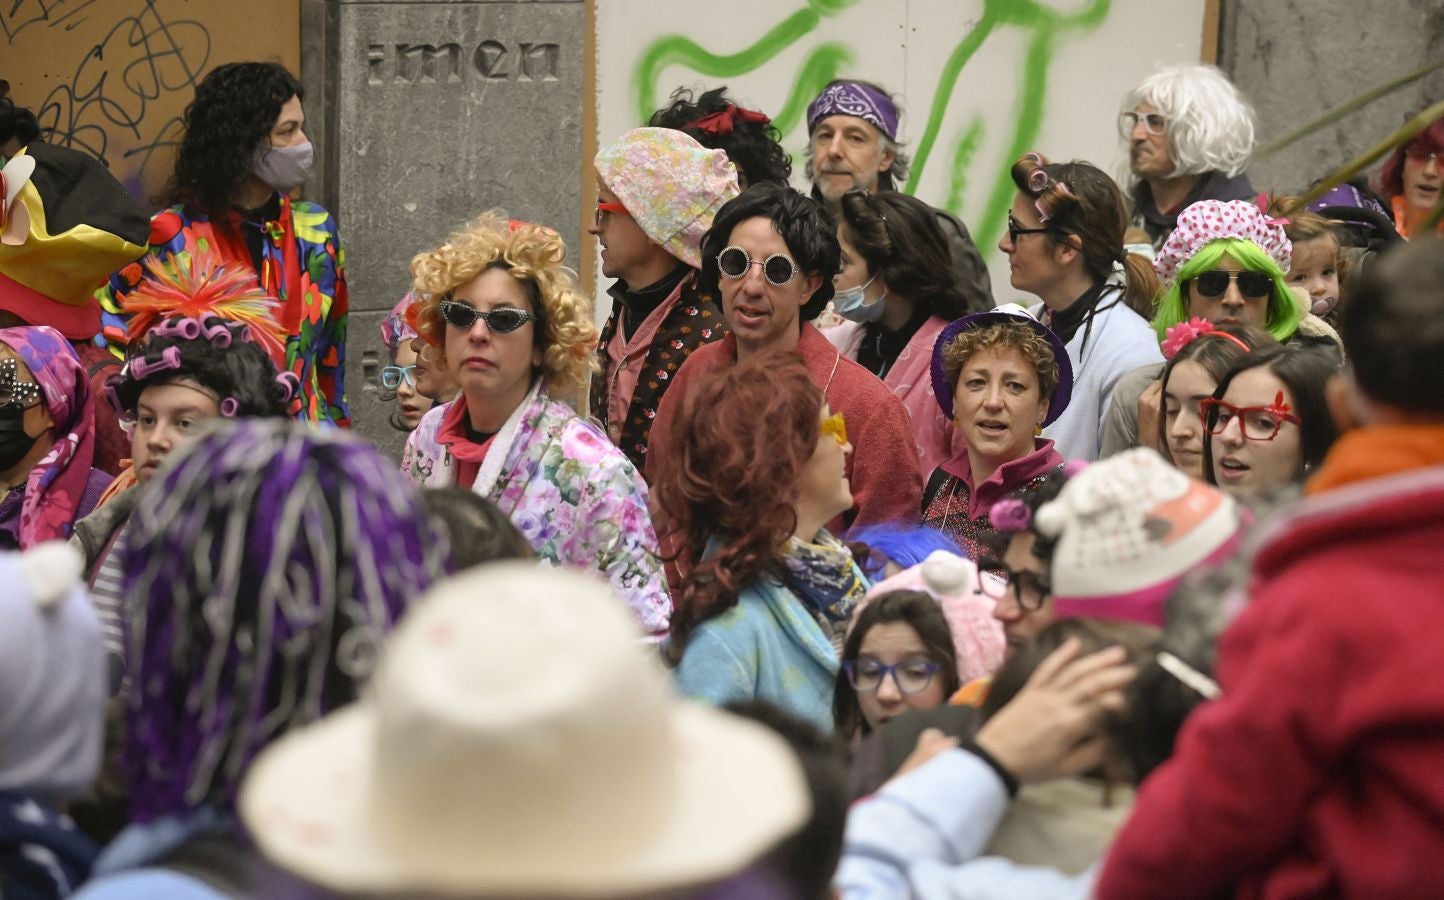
[381,365,417,389]
[843,658,941,693]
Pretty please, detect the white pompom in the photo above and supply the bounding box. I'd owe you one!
[920,550,973,595]
[20,541,84,609]
[1034,498,1068,537]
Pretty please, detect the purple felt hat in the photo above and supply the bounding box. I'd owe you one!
[930,303,1073,426]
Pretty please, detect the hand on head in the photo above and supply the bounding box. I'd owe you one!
[974,637,1137,783]
[891,727,961,783]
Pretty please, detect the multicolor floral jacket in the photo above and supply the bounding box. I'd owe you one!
[401,382,671,636]
[97,194,349,425]
[590,272,726,474]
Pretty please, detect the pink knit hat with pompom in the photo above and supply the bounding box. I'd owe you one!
[857,551,1005,683]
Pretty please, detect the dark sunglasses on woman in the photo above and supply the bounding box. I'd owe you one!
[438,299,537,334]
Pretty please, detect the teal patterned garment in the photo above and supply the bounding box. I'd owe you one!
[673,551,868,731]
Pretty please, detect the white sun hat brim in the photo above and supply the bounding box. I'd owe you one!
[240,697,809,897]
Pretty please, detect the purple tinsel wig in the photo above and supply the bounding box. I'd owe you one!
[118,419,449,823]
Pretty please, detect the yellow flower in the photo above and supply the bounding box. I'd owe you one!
[292,208,331,246]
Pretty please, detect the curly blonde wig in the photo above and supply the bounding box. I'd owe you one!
[941,321,1060,402]
[410,211,598,399]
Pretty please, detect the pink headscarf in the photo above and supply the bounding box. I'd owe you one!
[0,326,95,546]
[379,292,420,361]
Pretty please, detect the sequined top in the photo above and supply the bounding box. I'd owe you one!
[920,438,1066,559]
[922,470,1054,559]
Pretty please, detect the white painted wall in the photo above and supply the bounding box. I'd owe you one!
[593,0,1207,308]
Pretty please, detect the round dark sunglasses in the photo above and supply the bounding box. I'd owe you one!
[1189,270,1273,300]
[438,299,537,334]
[716,246,798,286]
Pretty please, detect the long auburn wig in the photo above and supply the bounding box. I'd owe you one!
[653,351,824,660]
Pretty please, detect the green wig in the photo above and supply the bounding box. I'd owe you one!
[1151,238,1301,343]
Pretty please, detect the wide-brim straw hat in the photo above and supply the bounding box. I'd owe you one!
[240,562,809,897]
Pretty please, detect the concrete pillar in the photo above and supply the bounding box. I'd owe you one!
[1221,0,1444,197]
[301,0,586,456]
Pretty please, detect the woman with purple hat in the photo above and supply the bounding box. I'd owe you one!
[921,304,1073,559]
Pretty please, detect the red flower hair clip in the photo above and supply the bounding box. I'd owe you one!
[1162,316,1252,360]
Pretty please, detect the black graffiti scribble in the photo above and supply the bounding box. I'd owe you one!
[2,0,100,42]
[25,0,209,176]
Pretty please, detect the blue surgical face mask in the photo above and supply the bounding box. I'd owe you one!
[833,273,887,323]
[251,139,314,192]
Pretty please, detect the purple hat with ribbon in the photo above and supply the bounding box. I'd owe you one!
[806,81,900,141]
[930,303,1073,426]
[1306,183,1390,223]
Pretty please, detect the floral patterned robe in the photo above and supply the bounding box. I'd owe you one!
[402,381,671,636]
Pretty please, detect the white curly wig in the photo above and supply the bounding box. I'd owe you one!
[1123,64,1257,180]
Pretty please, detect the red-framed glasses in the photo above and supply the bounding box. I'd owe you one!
[1201,391,1300,441]
[594,201,630,228]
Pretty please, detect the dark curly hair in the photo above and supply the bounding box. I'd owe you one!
[649,85,792,188]
[0,85,41,149]
[699,183,840,320]
[839,189,970,322]
[165,62,303,217]
[109,315,293,421]
[654,350,824,661]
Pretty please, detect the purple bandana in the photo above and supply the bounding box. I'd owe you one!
[806,81,899,140]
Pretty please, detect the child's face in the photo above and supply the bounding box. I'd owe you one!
[132,379,221,483]
[1287,237,1340,317]
[392,341,434,431]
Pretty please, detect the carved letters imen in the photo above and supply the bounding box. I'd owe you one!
[367,41,561,85]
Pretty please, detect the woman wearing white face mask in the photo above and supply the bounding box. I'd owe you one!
[97,62,349,426]
[823,189,975,474]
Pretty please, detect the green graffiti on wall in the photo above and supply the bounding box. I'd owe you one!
[631,0,1112,258]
